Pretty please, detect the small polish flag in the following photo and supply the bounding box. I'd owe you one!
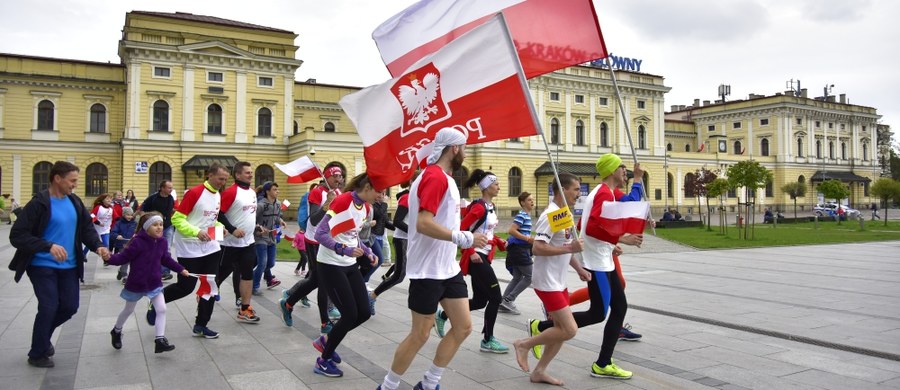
[597,201,649,237]
[194,274,218,301]
[91,213,98,223]
[206,226,224,241]
[328,208,358,237]
[281,199,291,211]
[275,156,322,184]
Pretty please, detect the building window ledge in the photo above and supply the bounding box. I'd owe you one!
[203,133,228,143]
[84,132,110,143]
[254,136,276,145]
[31,129,59,141]
[148,130,174,141]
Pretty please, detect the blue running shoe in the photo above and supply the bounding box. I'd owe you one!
[413,381,440,390]
[327,305,341,321]
[618,323,642,341]
[434,308,447,338]
[369,295,377,316]
[313,335,341,364]
[278,297,293,327]
[313,356,343,377]
[192,325,219,339]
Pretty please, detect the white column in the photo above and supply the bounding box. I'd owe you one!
[747,118,754,156]
[654,97,665,155]
[675,166,683,206]
[617,95,629,153]
[283,74,294,145]
[589,95,596,152]
[852,122,860,163]
[776,113,785,159]
[127,62,142,139]
[807,115,814,159]
[13,154,21,201]
[182,65,195,142]
[532,87,544,149]
[565,91,572,151]
[235,71,247,143]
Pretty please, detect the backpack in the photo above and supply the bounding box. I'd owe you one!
[297,192,310,229]
[463,198,490,232]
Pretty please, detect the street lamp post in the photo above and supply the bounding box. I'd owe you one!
[664,154,670,214]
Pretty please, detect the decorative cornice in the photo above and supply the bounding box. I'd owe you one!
[0,76,125,92]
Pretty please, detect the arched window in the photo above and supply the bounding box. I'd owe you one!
[816,140,822,158]
[32,161,52,194]
[841,142,847,160]
[667,172,674,198]
[797,137,804,157]
[666,143,672,152]
[293,121,299,135]
[85,163,108,196]
[258,107,272,137]
[207,104,223,134]
[575,120,585,146]
[508,167,522,197]
[734,140,742,154]
[638,125,646,149]
[550,118,560,144]
[452,167,469,199]
[152,100,169,131]
[828,141,834,159]
[38,100,54,130]
[148,162,172,195]
[89,103,106,133]
[685,144,691,152]
[761,138,770,156]
[765,177,773,197]
[600,122,609,147]
[684,173,695,197]
[863,143,869,161]
[324,121,336,132]
[798,175,805,184]
[255,164,275,187]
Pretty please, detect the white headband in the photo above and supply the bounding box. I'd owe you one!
[143,215,163,231]
[478,174,498,191]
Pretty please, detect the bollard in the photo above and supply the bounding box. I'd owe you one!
[859,217,865,230]
[814,214,818,229]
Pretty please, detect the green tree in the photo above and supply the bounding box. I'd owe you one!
[726,160,773,239]
[684,167,717,227]
[781,181,808,220]
[707,178,730,234]
[817,179,851,225]
[871,178,900,226]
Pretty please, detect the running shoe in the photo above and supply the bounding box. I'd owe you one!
[110,328,122,350]
[267,277,282,289]
[619,323,642,341]
[412,381,440,390]
[590,361,633,379]
[300,296,311,308]
[278,297,293,327]
[252,289,263,296]
[527,318,543,359]
[313,335,342,364]
[237,306,260,323]
[192,325,219,339]
[369,295,377,316]
[327,306,341,321]
[434,308,447,338]
[146,302,156,326]
[320,321,334,335]
[313,357,343,377]
[499,299,521,315]
[479,336,509,354]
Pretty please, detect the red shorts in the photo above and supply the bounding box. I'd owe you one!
[534,288,569,313]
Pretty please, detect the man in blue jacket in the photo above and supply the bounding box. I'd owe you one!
[9,161,110,368]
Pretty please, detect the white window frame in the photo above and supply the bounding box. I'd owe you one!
[152,66,172,79]
[207,71,224,84]
[708,124,715,132]
[204,102,227,135]
[598,97,609,106]
[149,98,172,132]
[257,76,275,88]
[549,91,560,102]
[574,94,585,104]
[636,99,646,109]
[760,118,769,126]
[32,92,60,131]
[255,106,275,138]
[86,101,109,133]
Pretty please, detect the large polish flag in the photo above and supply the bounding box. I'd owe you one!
[341,15,539,190]
[597,201,650,237]
[373,0,607,79]
[275,156,322,184]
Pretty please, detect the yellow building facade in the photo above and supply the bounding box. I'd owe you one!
[0,11,885,220]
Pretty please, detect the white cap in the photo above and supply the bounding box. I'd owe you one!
[427,128,468,165]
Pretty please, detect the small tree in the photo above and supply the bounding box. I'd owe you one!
[871,178,900,226]
[781,181,808,220]
[817,179,851,225]
[727,160,773,239]
[707,178,730,234]
[684,167,717,227]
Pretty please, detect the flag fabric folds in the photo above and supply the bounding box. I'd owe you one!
[373,0,607,79]
[281,199,291,211]
[206,226,224,242]
[597,201,649,237]
[194,274,218,301]
[341,15,539,190]
[275,156,322,184]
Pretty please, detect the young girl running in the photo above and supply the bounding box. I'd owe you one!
[86,193,114,258]
[107,212,189,353]
[435,169,509,353]
[311,173,379,378]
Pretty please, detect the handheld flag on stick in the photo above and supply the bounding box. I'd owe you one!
[206,226,224,241]
[281,199,291,211]
[275,156,323,184]
[192,273,219,301]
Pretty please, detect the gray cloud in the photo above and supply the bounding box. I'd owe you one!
[798,0,874,22]
[603,0,770,42]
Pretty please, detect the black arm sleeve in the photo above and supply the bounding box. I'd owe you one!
[217,212,238,234]
[309,202,327,226]
[392,205,409,233]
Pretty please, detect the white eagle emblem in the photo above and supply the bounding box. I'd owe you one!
[397,73,440,126]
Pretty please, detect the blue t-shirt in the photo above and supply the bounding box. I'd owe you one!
[507,210,532,245]
[31,196,78,269]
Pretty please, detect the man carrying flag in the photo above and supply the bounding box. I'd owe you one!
[379,127,488,390]
[147,163,228,339]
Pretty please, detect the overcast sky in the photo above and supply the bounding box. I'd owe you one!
[2,0,897,142]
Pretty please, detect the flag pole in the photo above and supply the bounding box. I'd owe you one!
[605,57,657,235]
[498,13,579,240]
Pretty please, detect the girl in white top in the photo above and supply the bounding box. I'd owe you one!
[86,193,114,257]
[513,172,587,386]
[310,173,378,378]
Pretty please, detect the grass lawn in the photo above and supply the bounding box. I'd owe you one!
[655,220,900,249]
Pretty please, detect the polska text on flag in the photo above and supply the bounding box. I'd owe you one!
[341,15,539,190]
[275,156,322,184]
[373,0,607,80]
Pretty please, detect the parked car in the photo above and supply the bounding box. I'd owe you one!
[813,203,860,219]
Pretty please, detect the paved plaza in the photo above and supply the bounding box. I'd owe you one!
[1,223,899,389]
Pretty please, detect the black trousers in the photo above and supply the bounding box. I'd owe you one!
[164,250,223,327]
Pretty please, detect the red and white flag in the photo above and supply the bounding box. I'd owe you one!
[194,273,218,301]
[598,201,649,237]
[341,15,539,190]
[206,226,224,241]
[275,156,322,184]
[373,0,607,80]
[328,208,357,238]
[281,199,291,211]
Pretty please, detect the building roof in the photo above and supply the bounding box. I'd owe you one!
[130,11,294,35]
[810,170,871,183]
[535,161,598,177]
[0,52,124,68]
[181,155,239,171]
